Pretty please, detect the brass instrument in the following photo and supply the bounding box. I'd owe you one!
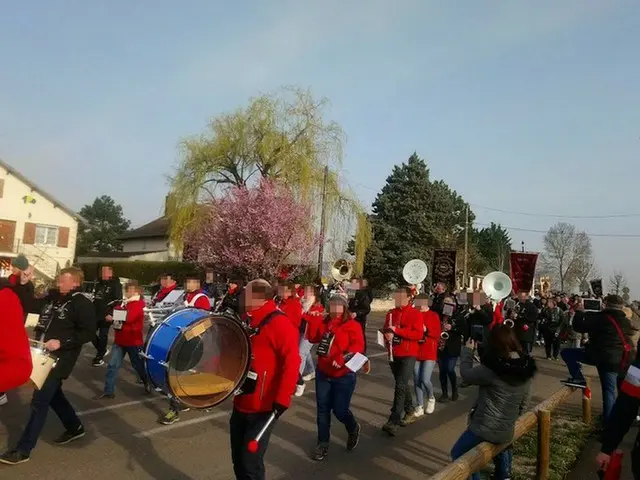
[331,259,353,282]
[440,331,450,340]
[504,319,515,328]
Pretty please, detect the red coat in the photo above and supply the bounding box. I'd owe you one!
[233,300,300,414]
[184,290,211,310]
[416,310,441,361]
[489,301,504,330]
[383,304,423,358]
[280,297,303,330]
[0,288,32,391]
[295,286,305,299]
[307,315,365,377]
[302,303,325,336]
[113,298,146,347]
[153,283,177,305]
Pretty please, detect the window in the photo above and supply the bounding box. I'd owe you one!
[35,225,58,246]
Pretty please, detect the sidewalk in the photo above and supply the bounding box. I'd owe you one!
[567,426,636,480]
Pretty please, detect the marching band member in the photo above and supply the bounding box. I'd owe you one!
[202,268,224,303]
[295,285,324,396]
[0,280,32,406]
[96,282,150,399]
[91,265,122,367]
[151,273,177,306]
[1,267,96,465]
[277,282,303,331]
[438,296,466,403]
[183,275,212,310]
[231,279,300,480]
[431,282,447,315]
[381,286,423,435]
[218,278,243,314]
[513,290,538,355]
[306,295,364,461]
[406,294,441,420]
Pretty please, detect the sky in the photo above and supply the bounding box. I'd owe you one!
[1,1,639,293]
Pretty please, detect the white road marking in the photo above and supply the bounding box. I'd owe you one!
[134,411,229,437]
[77,397,165,416]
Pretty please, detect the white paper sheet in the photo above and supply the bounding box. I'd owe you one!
[345,353,368,372]
[377,330,386,347]
[112,309,127,322]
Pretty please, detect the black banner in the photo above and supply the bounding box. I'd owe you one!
[432,249,457,290]
[590,279,603,297]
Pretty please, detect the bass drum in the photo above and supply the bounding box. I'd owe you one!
[143,308,251,409]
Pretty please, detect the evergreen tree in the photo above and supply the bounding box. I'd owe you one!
[473,222,512,273]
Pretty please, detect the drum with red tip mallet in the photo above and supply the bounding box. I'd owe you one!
[247,413,276,453]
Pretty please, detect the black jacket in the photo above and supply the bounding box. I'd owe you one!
[349,289,372,323]
[514,300,538,343]
[203,282,225,301]
[34,289,97,379]
[431,292,446,315]
[573,308,635,373]
[93,277,122,326]
[467,306,492,346]
[539,307,567,334]
[219,288,242,315]
[439,311,467,358]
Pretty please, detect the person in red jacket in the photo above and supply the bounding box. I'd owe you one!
[0,284,32,399]
[381,286,423,436]
[406,294,441,421]
[295,285,325,397]
[305,295,365,461]
[277,282,303,330]
[183,276,212,310]
[231,279,300,480]
[97,282,150,399]
[151,273,178,306]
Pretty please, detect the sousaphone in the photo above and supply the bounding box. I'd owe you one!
[331,259,353,282]
[482,271,515,327]
[403,259,428,286]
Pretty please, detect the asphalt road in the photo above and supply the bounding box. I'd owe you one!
[0,313,596,480]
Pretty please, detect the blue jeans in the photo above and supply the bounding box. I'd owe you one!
[104,344,147,395]
[561,347,618,424]
[451,429,512,480]
[17,375,82,454]
[299,337,315,377]
[414,360,436,406]
[315,369,358,445]
[438,356,458,396]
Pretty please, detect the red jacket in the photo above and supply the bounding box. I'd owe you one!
[383,304,423,358]
[416,310,441,361]
[113,297,146,347]
[0,287,32,391]
[184,290,211,310]
[295,286,305,299]
[302,303,325,337]
[280,296,303,330]
[152,283,177,305]
[233,300,300,414]
[489,301,504,330]
[307,315,365,377]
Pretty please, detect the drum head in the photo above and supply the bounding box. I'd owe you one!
[167,313,250,409]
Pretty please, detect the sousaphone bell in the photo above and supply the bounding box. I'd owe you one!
[331,259,353,282]
[482,271,515,328]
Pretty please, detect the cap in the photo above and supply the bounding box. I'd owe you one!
[12,254,29,271]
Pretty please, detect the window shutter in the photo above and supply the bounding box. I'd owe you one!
[57,226,70,248]
[23,222,36,245]
[0,179,4,198]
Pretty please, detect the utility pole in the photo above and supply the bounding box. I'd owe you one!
[463,203,469,289]
[521,241,525,253]
[317,165,329,278]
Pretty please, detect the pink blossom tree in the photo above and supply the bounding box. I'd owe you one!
[187,180,319,281]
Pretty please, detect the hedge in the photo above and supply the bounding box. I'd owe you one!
[80,261,202,285]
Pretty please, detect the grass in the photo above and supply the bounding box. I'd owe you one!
[479,414,595,480]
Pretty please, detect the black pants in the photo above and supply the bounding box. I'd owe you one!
[356,318,367,354]
[542,330,561,359]
[230,409,276,480]
[632,435,640,480]
[388,356,415,424]
[521,341,533,355]
[92,325,110,359]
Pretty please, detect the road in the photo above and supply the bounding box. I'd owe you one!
[0,313,597,480]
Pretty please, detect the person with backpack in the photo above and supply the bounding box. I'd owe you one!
[561,295,635,427]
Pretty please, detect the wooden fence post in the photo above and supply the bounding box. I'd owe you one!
[537,409,551,480]
[582,379,592,424]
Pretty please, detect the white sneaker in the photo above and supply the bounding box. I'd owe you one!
[295,384,305,397]
[426,397,436,414]
[0,394,7,406]
[413,405,424,417]
[302,373,315,382]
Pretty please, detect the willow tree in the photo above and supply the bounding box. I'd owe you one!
[168,87,371,273]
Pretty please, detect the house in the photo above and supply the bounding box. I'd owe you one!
[0,158,81,280]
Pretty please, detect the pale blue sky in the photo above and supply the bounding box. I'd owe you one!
[1,1,639,292]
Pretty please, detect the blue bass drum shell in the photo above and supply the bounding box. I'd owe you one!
[143,308,251,409]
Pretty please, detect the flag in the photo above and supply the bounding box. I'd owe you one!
[431,249,457,290]
[509,252,538,293]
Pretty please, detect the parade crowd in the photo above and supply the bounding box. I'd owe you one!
[1,255,640,479]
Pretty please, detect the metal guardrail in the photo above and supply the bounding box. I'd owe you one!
[429,381,592,480]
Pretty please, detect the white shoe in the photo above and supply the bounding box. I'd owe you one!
[104,348,111,357]
[426,397,436,414]
[413,405,424,417]
[302,373,315,382]
[295,384,305,397]
[0,394,7,406]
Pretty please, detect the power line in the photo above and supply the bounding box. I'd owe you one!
[471,204,640,219]
[475,222,640,238]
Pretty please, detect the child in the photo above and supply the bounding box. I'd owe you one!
[183,275,211,310]
[97,282,150,399]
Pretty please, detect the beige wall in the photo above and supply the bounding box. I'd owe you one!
[0,167,78,278]
[122,237,168,253]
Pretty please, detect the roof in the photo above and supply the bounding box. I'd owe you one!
[119,216,170,240]
[78,250,166,258]
[0,158,84,222]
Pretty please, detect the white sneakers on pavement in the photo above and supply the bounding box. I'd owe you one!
[426,397,436,414]
[295,383,306,397]
[0,394,7,406]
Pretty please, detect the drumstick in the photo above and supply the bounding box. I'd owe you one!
[247,413,276,453]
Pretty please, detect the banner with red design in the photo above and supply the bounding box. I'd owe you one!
[509,252,538,293]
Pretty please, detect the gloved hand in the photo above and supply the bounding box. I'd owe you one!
[272,403,287,419]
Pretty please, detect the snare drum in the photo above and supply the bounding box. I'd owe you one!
[30,341,57,390]
[143,308,251,409]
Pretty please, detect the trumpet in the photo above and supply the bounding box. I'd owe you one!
[440,331,450,340]
[504,319,515,328]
